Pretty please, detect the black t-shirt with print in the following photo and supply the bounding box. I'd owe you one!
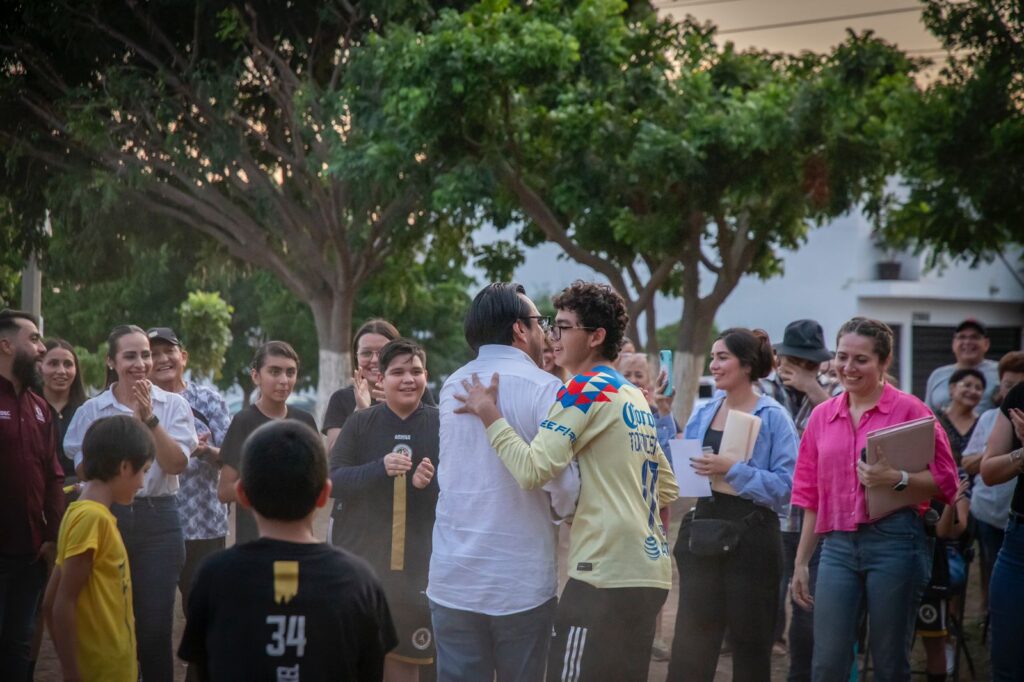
[221,404,318,544]
[178,538,397,682]
[321,385,435,434]
[1001,382,1024,515]
[328,402,439,605]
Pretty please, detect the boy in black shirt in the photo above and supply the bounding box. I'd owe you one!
[178,421,397,681]
[329,338,439,681]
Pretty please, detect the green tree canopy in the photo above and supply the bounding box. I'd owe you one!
[0,0,475,412]
[372,0,920,420]
[873,0,1023,268]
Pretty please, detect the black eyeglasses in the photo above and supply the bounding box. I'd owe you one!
[549,324,598,341]
[521,316,551,333]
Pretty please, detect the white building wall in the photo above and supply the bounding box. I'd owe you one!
[714,211,1024,388]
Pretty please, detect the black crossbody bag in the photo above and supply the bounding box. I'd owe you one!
[687,509,761,557]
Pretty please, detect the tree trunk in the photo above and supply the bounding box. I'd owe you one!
[644,299,659,354]
[625,316,641,349]
[309,290,354,426]
[672,297,716,428]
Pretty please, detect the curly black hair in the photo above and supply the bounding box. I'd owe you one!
[552,281,630,362]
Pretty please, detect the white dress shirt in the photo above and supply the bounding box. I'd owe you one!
[64,384,198,497]
[427,345,581,615]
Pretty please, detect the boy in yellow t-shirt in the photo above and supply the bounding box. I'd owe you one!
[43,415,154,682]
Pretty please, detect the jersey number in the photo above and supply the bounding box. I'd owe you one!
[266,615,306,657]
[640,459,659,529]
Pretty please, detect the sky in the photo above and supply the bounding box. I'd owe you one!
[658,0,940,55]
[470,0,951,342]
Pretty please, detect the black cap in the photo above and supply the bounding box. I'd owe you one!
[955,318,987,337]
[774,319,833,364]
[146,327,182,347]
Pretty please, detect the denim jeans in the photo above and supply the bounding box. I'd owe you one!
[787,539,821,682]
[811,509,931,682]
[973,514,1005,587]
[776,530,799,643]
[430,597,556,682]
[990,514,1024,680]
[113,496,185,682]
[0,556,46,680]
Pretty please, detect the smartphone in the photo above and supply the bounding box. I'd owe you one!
[659,349,674,397]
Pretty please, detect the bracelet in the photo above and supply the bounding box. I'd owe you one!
[1010,448,1024,472]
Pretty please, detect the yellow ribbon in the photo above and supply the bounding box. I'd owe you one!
[391,475,407,571]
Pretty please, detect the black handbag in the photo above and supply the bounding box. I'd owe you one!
[688,518,744,557]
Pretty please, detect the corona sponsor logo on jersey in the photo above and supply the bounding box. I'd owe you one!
[621,402,656,430]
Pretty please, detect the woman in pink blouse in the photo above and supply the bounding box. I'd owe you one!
[790,317,958,682]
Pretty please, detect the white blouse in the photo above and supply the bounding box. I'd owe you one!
[64,384,198,497]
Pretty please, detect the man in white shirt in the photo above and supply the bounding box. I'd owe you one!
[429,283,580,682]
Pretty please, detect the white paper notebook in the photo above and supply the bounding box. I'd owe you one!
[669,439,713,498]
[711,410,762,496]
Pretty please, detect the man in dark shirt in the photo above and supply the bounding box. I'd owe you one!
[179,420,396,681]
[0,309,64,678]
[329,338,439,679]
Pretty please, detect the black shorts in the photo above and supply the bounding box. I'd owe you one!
[389,599,435,664]
[915,590,948,637]
[547,578,667,682]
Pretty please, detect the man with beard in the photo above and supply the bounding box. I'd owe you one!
[428,283,580,682]
[0,309,65,678]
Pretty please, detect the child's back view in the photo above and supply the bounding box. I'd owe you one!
[44,415,155,682]
[178,420,397,681]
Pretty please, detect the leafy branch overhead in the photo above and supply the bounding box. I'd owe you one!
[370,0,920,419]
[873,0,1024,267]
[0,0,477,401]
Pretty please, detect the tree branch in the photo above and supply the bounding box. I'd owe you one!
[492,157,631,296]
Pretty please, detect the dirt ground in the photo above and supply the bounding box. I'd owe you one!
[33,499,992,681]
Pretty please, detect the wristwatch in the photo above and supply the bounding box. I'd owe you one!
[892,469,910,492]
[144,414,160,430]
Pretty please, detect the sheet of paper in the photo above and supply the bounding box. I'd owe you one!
[669,439,713,498]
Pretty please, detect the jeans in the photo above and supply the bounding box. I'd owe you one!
[430,597,556,682]
[990,514,1024,680]
[113,496,185,682]
[811,509,931,682]
[0,556,46,680]
[669,496,782,682]
[787,540,821,682]
[775,530,799,644]
[974,515,1005,586]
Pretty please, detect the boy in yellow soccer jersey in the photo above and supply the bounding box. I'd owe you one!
[457,280,679,682]
[44,415,154,682]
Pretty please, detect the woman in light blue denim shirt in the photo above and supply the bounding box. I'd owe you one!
[667,328,798,682]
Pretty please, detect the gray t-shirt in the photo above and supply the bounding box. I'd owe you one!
[924,358,1000,413]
